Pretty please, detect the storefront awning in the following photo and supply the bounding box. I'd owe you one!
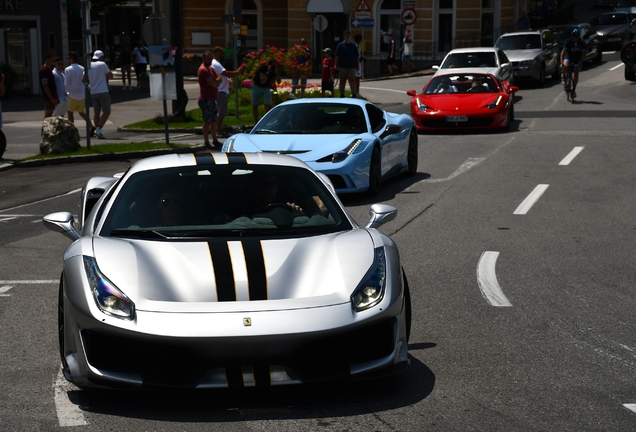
[306,0,348,13]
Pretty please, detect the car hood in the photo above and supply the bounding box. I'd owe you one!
[231,133,366,161]
[595,24,627,35]
[418,93,503,111]
[504,49,544,62]
[92,230,375,312]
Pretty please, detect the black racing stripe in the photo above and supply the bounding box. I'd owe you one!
[195,154,215,164]
[227,153,247,164]
[208,242,236,301]
[242,239,267,301]
[225,366,244,388]
[253,365,271,387]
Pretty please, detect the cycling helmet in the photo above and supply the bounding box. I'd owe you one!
[571,28,580,37]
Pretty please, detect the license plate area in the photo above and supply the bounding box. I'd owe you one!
[446,116,468,122]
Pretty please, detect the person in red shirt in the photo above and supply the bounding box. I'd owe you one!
[198,50,221,150]
[321,48,335,98]
[39,53,59,119]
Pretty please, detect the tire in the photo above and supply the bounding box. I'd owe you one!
[537,65,545,87]
[406,130,418,176]
[625,64,636,81]
[593,48,602,64]
[58,274,70,376]
[0,129,6,159]
[402,268,412,343]
[366,146,381,197]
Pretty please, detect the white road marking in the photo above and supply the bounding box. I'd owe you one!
[559,146,584,165]
[0,285,14,297]
[609,64,623,71]
[359,86,409,94]
[477,251,512,307]
[0,189,81,213]
[418,157,485,184]
[0,217,17,222]
[514,184,549,215]
[54,367,88,427]
[0,280,58,284]
[624,404,636,414]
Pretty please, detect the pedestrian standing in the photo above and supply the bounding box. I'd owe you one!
[39,53,59,119]
[386,33,398,75]
[88,50,114,139]
[64,51,89,125]
[133,39,148,88]
[400,29,415,73]
[52,57,68,117]
[120,43,133,89]
[198,50,222,149]
[321,48,335,97]
[517,10,531,30]
[334,30,360,98]
[292,38,311,98]
[353,34,364,97]
[251,59,281,123]
[0,73,6,159]
[212,46,244,138]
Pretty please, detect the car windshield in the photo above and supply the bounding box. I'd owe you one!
[424,74,500,94]
[616,0,636,6]
[592,13,628,25]
[496,34,542,50]
[101,164,352,238]
[441,52,497,68]
[251,103,369,135]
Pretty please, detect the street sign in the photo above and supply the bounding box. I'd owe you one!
[401,8,417,26]
[355,0,371,12]
[351,18,374,28]
[355,11,371,18]
[402,0,417,7]
[314,14,328,32]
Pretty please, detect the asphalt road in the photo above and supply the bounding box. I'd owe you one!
[1,50,636,431]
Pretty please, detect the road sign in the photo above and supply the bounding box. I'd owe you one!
[351,18,374,27]
[402,0,417,7]
[355,11,371,18]
[401,8,417,26]
[314,14,328,32]
[356,0,371,12]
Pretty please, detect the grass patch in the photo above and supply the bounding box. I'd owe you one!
[22,142,193,161]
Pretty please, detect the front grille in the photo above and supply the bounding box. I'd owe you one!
[421,118,493,128]
[326,175,347,189]
[82,318,396,386]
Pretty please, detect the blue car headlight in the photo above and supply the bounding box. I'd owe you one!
[484,95,503,110]
[84,256,135,320]
[332,138,362,163]
[222,138,235,152]
[351,247,387,312]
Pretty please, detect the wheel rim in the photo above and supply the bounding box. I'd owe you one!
[369,148,381,194]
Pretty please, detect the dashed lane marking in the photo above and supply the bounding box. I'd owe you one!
[624,404,636,414]
[477,251,512,307]
[559,146,584,165]
[513,184,549,215]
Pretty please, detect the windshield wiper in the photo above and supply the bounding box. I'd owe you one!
[253,129,278,134]
[109,228,170,239]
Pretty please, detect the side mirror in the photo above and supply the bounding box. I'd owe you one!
[379,124,402,140]
[43,212,81,241]
[406,89,417,96]
[509,85,519,93]
[432,65,440,70]
[365,203,397,229]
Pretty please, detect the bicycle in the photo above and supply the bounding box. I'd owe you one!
[563,65,576,103]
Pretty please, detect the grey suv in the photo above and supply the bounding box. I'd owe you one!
[495,29,560,86]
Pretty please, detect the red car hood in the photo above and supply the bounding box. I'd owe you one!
[418,93,501,111]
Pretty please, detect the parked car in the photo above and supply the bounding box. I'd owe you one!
[548,23,604,63]
[222,99,417,197]
[43,152,412,390]
[406,72,519,132]
[495,29,560,86]
[431,47,514,84]
[621,38,636,79]
[590,11,636,49]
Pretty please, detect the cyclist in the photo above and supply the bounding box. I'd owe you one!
[561,28,586,98]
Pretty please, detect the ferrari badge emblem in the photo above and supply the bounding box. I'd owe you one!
[243,317,252,326]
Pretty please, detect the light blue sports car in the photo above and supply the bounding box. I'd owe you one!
[222,98,418,195]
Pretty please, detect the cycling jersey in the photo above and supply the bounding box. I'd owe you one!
[563,39,586,64]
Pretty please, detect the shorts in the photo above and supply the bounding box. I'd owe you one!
[67,96,85,113]
[402,54,411,62]
[338,67,357,79]
[322,80,334,92]
[387,56,395,66]
[198,98,218,123]
[217,92,228,118]
[563,58,581,69]
[44,100,56,111]
[251,85,272,106]
[355,67,362,78]
[91,92,111,113]
[53,100,68,116]
[120,64,131,74]
[292,76,307,87]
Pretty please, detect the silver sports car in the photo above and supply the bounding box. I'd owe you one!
[44,152,411,389]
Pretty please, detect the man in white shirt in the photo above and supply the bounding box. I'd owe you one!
[211,46,244,138]
[52,57,68,117]
[88,50,113,139]
[64,51,89,124]
[133,39,148,88]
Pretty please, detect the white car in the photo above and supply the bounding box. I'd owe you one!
[432,47,515,84]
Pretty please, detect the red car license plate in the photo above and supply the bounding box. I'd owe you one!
[446,116,468,122]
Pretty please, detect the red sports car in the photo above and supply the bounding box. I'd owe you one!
[406,73,519,132]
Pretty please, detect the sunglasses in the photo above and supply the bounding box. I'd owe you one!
[160,197,183,207]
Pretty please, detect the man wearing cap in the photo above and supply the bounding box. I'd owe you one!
[39,53,59,119]
[334,30,360,98]
[321,47,334,97]
[88,49,114,139]
[212,46,244,138]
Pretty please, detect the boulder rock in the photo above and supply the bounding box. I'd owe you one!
[40,116,81,155]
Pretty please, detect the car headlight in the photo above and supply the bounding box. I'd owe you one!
[351,247,387,312]
[415,98,429,112]
[484,95,503,110]
[331,139,362,163]
[222,138,235,152]
[84,256,135,320]
[519,60,534,68]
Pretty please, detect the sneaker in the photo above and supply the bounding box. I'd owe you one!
[204,142,214,150]
[90,126,96,137]
[95,128,105,139]
[561,77,566,85]
[122,86,127,90]
[572,91,576,99]
[212,140,222,148]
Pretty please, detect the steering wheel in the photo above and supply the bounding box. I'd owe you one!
[263,202,294,212]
